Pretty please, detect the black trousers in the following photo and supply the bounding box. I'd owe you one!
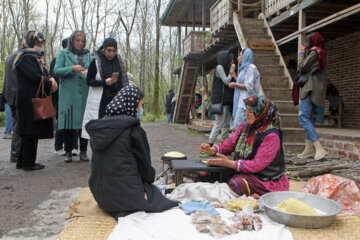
[64,130,87,153]
[10,105,22,161]
[18,137,39,167]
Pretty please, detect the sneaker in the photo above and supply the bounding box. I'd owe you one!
[2,132,12,139]
[55,149,66,156]
[72,149,80,156]
[79,151,89,162]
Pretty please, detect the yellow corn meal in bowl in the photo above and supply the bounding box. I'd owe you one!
[277,198,316,215]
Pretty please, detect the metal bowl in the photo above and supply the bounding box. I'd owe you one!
[259,191,342,229]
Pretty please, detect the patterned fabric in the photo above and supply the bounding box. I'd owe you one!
[228,174,269,196]
[234,96,280,159]
[68,31,90,66]
[13,30,47,73]
[105,85,144,118]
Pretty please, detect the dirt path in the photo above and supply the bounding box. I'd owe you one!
[0,122,208,238]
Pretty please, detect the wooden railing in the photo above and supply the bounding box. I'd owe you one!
[210,0,237,33]
[183,31,207,56]
[264,0,297,17]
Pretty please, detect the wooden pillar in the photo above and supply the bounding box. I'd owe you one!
[193,3,196,30]
[238,0,243,18]
[298,9,306,54]
[261,0,265,15]
[185,15,188,36]
[202,0,206,31]
[177,25,181,56]
[201,65,206,120]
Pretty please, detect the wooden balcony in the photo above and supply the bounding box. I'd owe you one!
[210,0,238,33]
[183,31,207,57]
[264,0,297,18]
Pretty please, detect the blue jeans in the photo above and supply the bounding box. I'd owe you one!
[167,113,172,123]
[233,107,246,130]
[299,95,318,142]
[3,104,13,134]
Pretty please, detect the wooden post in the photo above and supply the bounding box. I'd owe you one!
[238,0,243,18]
[178,25,181,56]
[202,0,206,31]
[193,3,196,30]
[201,65,206,120]
[185,15,188,36]
[261,0,265,15]
[298,9,306,54]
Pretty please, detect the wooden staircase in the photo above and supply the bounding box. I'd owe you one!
[173,59,200,123]
[233,13,305,153]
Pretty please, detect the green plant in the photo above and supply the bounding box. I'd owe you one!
[185,128,204,137]
[0,112,6,127]
[141,112,167,122]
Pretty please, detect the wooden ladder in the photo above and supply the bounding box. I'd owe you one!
[173,59,200,123]
[233,13,305,153]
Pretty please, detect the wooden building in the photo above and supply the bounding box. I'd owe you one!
[160,0,360,160]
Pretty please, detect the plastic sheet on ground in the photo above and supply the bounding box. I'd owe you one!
[168,182,239,207]
[302,174,360,215]
[107,208,293,240]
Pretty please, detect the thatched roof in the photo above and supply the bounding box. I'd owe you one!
[160,0,217,27]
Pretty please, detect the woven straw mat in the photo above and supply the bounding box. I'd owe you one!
[56,180,360,240]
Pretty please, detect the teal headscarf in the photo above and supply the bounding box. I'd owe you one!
[232,49,254,118]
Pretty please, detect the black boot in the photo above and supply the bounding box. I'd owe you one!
[64,152,72,163]
[23,163,45,171]
[79,151,89,162]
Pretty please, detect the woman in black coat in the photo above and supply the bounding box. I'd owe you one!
[82,38,128,139]
[13,30,58,170]
[86,85,178,219]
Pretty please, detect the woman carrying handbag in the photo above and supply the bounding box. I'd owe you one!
[13,30,58,170]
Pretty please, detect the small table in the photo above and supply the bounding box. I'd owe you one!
[170,160,228,186]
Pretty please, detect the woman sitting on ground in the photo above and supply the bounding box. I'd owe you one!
[200,95,289,196]
[86,85,178,219]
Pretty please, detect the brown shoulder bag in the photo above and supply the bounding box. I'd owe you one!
[32,76,56,121]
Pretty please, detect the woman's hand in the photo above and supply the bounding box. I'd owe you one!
[230,71,237,79]
[300,45,306,53]
[72,65,85,72]
[228,82,237,88]
[49,77,58,92]
[106,77,117,86]
[200,143,216,155]
[207,153,231,168]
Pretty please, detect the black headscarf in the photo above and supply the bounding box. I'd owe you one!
[97,38,120,79]
[68,30,89,66]
[217,50,233,75]
[105,85,145,118]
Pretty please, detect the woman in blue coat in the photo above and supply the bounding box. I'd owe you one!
[54,31,92,163]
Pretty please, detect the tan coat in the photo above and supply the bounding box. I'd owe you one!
[298,51,328,106]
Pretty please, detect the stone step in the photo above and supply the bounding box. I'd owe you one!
[283,142,305,153]
[257,65,284,76]
[273,100,298,114]
[261,76,290,89]
[263,88,292,101]
[239,18,265,28]
[282,128,305,142]
[280,113,301,128]
[243,27,268,36]
[254,55,279,65]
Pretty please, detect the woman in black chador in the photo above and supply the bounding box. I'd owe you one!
[86,85,178,219]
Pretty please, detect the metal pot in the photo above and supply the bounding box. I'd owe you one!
[259,191,342,229]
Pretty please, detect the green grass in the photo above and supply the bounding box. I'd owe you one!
[185,128,204,137]
[141,112,167,122]
[0,111,5,127]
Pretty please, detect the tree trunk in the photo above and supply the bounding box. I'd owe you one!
[153,0,161,117]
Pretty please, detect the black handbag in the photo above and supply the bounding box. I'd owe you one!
[0,93,5,112]
[296,73,308,87]
[209,85,224,115]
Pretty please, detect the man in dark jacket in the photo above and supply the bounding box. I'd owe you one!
[165,89,174,123]
[2,50,21,163]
